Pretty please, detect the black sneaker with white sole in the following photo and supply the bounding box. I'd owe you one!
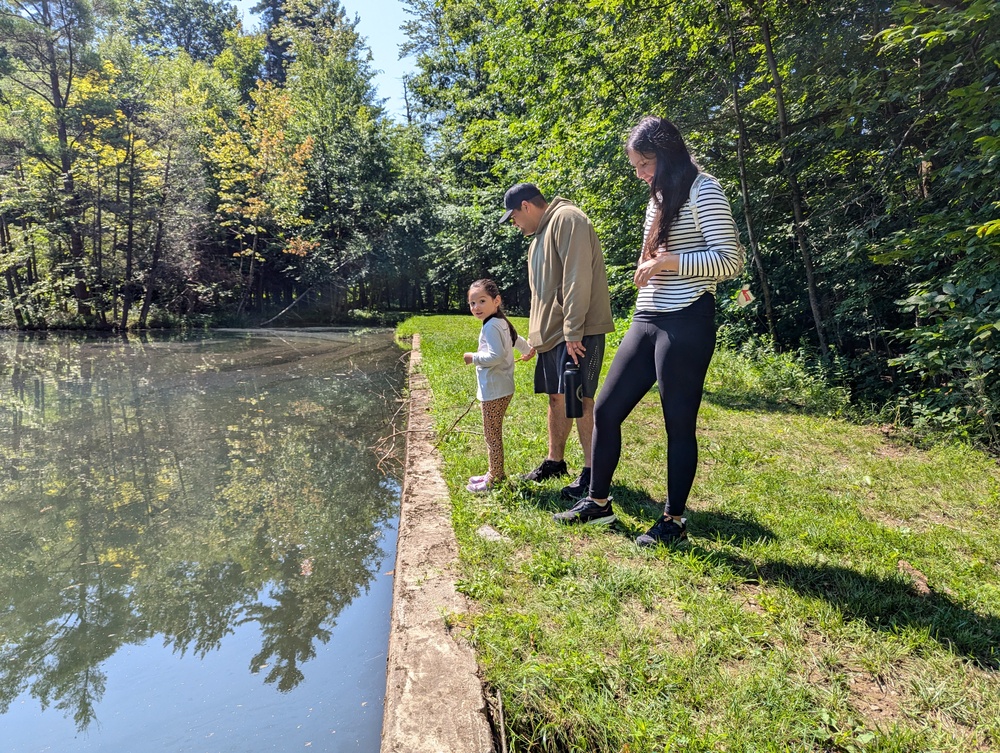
[521,459,569,482]
[553,498,615,525]
[560,466,591,500]
[635,516,688,547]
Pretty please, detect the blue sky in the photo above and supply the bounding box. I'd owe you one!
[233,0,416,120]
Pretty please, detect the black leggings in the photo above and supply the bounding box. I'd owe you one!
[590,294,716,516]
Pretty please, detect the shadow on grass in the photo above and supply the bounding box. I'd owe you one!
[609,489,778,548]
[603,500,999,669]
[511,483,570,512]
[689,509,778,546]
[699,545,1000,670]
[702,387,830,417]
[516,482,999,667]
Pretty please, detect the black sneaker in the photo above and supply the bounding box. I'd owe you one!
[636,516,688,547]
[521,459,569,482]
[553,498,615,525]
[560,467,591,500]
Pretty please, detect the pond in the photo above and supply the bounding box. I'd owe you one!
[0,329,407,751]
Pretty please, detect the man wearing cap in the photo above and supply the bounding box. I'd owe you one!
[500,183,614,499]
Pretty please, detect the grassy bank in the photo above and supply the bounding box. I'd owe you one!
[396,315,1000,753]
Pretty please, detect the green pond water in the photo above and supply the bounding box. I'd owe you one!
[0,328,406,751]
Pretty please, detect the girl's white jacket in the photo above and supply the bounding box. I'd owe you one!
[471,316,530,401]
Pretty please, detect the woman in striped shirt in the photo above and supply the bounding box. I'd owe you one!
[554,116,743,544]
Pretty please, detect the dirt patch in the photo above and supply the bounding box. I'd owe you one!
[897,559,931,595]
[799,650,906,727]
[863,506,911,530]
[620,597,688,646]
[734,582,772,618]
[845,670,903,723]
[873,425,917,459]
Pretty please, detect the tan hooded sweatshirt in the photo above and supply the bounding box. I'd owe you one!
[527,197,614,353]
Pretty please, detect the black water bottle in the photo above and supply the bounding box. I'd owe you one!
[563,360,583,418]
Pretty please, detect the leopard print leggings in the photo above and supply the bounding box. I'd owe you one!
[481,393,513,481]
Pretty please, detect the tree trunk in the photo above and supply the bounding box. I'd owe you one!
[93,165,108,326]
[724,0,777,342]
[112,163,122,324]
[238,234,258,317]
[1,217,27,329]
[120,133,138,331]
[756,8,827,353]
[139,148,172,328]
[42,0,90,316]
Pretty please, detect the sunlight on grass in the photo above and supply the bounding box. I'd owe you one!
[397,315,1000,752]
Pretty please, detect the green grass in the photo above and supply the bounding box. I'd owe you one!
[396,315,1000,753]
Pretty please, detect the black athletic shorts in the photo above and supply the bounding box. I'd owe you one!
[534,334,605,398]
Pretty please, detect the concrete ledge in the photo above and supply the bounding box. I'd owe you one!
[381,334,495,753]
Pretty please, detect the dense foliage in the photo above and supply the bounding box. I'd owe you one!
[400,0,1000,449]
[0,0,440,329]
[1,0,998,446]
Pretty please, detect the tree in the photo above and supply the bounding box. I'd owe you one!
[251,0,287,82]
[213,26,265,101]
[205,81,314,314]
[400,0,1000,446]
[0,0,99,315]
[119,0,239,61]
[871,0,1000,445]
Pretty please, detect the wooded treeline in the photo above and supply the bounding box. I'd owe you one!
[0,0,444,331]
[1,0,998,446]
[400,0,999,448]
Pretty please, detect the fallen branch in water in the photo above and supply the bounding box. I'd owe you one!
[256,285,317,327]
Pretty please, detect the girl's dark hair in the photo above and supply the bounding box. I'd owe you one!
[626,116,699,261]
[469,278,518,343]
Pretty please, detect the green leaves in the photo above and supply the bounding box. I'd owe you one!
[399,0,1000,447]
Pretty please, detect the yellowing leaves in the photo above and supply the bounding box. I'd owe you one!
[206,82,315,247]
[45,480,68,496]
[98,547,137,567]
[290,400,324,416]
[284,237,319,257]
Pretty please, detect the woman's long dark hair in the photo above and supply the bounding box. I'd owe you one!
[626,116,699,261]
[469,279,518,343]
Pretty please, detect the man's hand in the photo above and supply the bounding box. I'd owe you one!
[519,347,536,362]
[566,340,586,364]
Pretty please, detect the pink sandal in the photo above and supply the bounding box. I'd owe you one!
[466,474,499,493]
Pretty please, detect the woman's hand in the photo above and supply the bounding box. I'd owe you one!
[463,352,475,364]
[519,347,536,362]
[634,252,677,288]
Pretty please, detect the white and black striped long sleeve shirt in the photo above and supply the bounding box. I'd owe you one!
[635,174,741,313]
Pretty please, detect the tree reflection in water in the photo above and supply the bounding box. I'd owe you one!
[0,329,404,731]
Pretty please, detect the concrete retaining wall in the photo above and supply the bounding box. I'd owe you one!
[380,335,495,753]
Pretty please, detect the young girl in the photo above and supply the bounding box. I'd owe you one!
[463,279,533,492]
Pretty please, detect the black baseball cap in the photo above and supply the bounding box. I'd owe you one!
[499,183,543,224]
